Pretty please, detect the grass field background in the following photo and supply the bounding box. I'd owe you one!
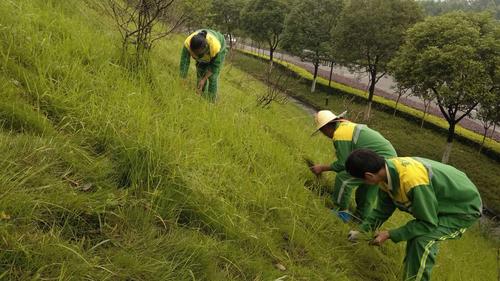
[232,52,500,216]
[0,0,497,280]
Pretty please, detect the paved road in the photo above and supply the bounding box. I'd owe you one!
[237,44,500,142]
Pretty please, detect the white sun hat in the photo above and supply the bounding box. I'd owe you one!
[312,110,347,135]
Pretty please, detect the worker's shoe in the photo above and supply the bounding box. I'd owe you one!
[335,210,352,223]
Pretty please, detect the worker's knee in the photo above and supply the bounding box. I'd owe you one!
[407,235,435,256]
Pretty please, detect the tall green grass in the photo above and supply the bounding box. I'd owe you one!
[232,52,500,215]
[0,0,497,280]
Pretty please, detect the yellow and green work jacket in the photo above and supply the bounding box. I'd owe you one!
[361,157,483,242]
[330,121,397,172]
[179,29,226,77]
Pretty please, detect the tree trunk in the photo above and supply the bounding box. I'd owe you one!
[441,122,456,163]
[328,61,334,88]
[491,123,497,138]
[368,80,376,102]
[442,142,454,164]
[479,128,488,154]
[365,70,376,120]
[393,94,401,116]
[311,79,317,93]
[311,63,319,92]
[368,70,376,103]
[229,34,233,50]
[364,101,372,121]
[421,102,430,128]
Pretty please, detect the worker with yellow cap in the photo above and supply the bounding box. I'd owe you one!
[179,29,227,102]
[310,110,397,222]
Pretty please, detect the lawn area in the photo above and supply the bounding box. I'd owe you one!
[232,51,500,215]
[0,0,497,280]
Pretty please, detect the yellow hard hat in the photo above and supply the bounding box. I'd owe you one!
[313,110,347,134]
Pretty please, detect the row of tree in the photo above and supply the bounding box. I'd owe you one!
[420,0,499,19]
[391,11,500,161]
[206,0,498,162]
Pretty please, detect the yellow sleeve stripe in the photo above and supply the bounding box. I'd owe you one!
[333,122,356,141]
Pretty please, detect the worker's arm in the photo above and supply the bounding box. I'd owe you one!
[179,47,191,78]
[330,140,351,172]
[197,49,226,91]
[360,190,396,233]
[388,185,438,243]
[209,49,226,75]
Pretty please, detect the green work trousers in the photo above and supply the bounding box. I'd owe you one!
[402,217,477,281]
[332,170,378,220]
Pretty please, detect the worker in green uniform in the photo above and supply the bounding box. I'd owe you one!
[179,29,227,102]
[345,149,482,281]
[310,110,397,222]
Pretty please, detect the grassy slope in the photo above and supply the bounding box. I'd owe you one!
[232,52,500,215]
[0,0,497,280]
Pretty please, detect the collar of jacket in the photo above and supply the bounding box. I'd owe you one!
[184,30,222,62]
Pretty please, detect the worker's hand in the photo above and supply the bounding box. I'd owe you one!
[336,210,352,223]
[347,230,360,242]
[370,230,390,246]
[310,164,326,175]
[197,79,207,93]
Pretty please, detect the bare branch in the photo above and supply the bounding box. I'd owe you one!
[107,0,182,66]
[374,71,386,84]
[456,102,479,123]
[150,14,187,44]
[432,87,452,123]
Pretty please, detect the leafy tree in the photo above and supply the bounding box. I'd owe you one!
[473,11,500,152]
[420,0,499,19]
[477,92,500,153]
[209,0,245,49]
[333,0,422,119]
[282,0,343,92]
[389,12,498,163]
[179,0,213,32]
[241,0,289,64]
